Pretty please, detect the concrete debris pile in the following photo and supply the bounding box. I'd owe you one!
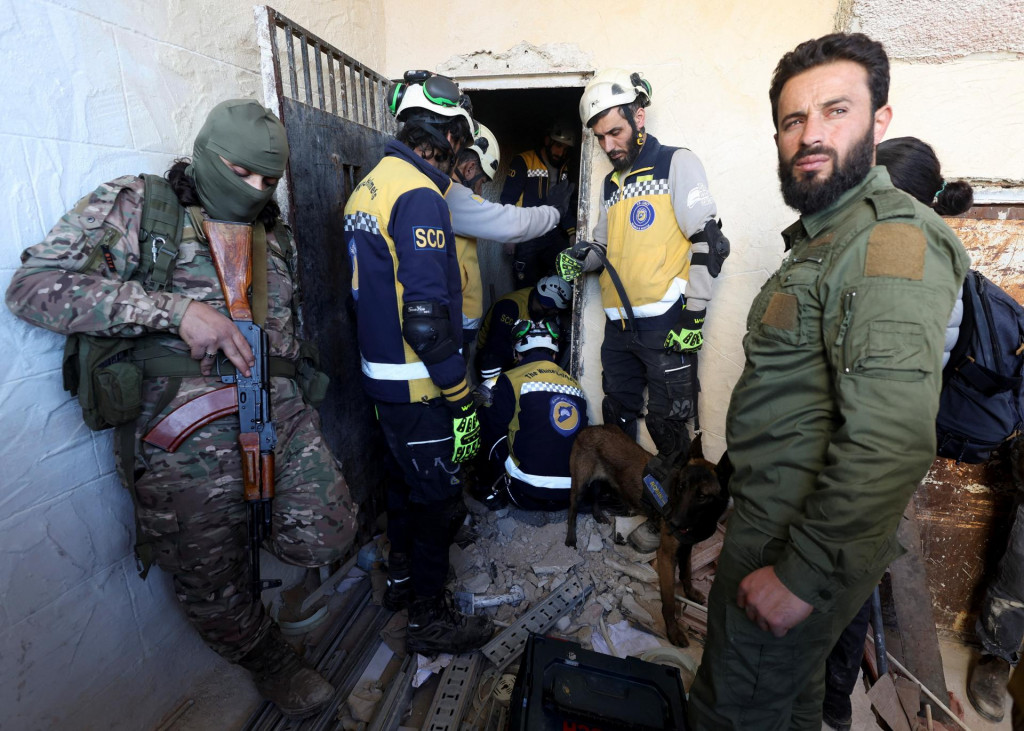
[449,497,725,651]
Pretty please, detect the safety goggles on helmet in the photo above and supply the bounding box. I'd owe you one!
[389,71,466,117]
[512,318,561,341]
[579,68,652,127]
[512,319,561,354]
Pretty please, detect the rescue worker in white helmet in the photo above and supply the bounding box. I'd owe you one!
[476,318,588,510]
[444,122,572,358]
[556,69,730,552]
[475,274,572,388]
[345,70,493,655]
[500,120,579,287]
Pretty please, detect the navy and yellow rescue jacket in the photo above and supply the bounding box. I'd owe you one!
[599,135,693,323]
[475,287,533,381]
[500,149,567,209]
[344,140,464,404]
[481,352,588,491]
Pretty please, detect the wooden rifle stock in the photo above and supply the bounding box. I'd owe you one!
[204,217,280,599]
[203,220,254,322]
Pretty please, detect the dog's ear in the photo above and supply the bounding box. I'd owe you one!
[716,450,734,495]
[688,432,704,461]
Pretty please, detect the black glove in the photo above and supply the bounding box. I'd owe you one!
[546,181,575,218]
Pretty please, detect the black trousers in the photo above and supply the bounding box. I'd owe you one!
[376,399,464,599]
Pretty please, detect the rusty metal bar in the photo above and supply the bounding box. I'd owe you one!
[284,26,298,100]
[314,44,325,110]
[299,31,313,106]
[326,53,336,115]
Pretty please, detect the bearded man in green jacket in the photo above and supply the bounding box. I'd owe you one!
[688,33,969,730]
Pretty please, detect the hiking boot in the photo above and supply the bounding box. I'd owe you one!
[407,594,494,655]
[382,553,413,611]
[628,519,661,552]
[967,654,1009,722]
[239,627,335,718]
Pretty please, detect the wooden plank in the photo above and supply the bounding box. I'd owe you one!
[867,675,913,731]
[883,501,952,723]
[894,676,922,726]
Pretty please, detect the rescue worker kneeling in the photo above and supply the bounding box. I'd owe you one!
[477,320,588,510]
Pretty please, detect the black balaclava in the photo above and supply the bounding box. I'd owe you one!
[187,99,289,223]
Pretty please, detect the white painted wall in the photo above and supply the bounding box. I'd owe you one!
[0,2,383,728]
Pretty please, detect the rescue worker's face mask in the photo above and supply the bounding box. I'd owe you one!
[187,100,289,223]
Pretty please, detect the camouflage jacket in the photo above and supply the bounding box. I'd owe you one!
[6,175,303,359]
[6,175,307,423]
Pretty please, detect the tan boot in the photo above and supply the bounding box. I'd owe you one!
[238,627,335,718]
[967,654,1009,723]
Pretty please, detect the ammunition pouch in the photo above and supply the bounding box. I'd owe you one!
[63,334,144,431]
[296,340,330,406]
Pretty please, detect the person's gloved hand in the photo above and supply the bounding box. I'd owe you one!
[472,382,493,408]
[557,241,593,281]
[664,306,705,352]
[546,181,575,218]
[447,392,481,462]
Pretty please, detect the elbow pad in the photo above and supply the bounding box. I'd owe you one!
[402,301,458,366]
[690,219,730,278]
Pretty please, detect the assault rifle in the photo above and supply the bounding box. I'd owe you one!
[204,219,282,600]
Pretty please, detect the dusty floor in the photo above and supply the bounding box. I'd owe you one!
[161,503,1016,731]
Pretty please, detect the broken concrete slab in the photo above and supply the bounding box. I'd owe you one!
[587,532,604,552]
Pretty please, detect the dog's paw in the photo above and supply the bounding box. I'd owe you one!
[564,535,577,548]
[684,587,707,606]
[667,621,691,648]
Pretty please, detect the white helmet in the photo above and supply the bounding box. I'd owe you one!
[513,319,560,354]
[388,71,474,138]
[579,69,652,127]
[547,121,577,147]
[469,123,500,180]
[535,275,572,310]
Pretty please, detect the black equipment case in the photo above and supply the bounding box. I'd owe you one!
[508,633,688,730]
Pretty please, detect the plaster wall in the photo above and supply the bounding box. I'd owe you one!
[0,1,383,729]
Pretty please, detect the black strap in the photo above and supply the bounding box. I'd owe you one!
[589,246,638,337]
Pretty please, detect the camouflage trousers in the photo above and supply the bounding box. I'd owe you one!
[120,376,358,662]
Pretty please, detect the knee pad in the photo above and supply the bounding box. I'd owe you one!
[602,396,638,440]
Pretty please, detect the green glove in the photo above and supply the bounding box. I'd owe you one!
[446,390,481,463]
[665,306,705,352]
[557,248,584,280]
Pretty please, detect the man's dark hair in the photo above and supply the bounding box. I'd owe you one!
[769,33,890,129]
[396,110,472,165]
[166,159,280,228]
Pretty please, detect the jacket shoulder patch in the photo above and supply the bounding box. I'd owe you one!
[761,292,798,330]
[865,223,925,280]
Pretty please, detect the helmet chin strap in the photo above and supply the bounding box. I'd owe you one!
[456,166,488,191]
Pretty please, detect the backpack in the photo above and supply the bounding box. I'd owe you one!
[935,269,1024,463]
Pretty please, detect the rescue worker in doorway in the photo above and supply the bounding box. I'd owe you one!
[687,34,969,730]
[5,100,359,718]
[477,319,588,510]
[446,121,573,354]
[500,121,579,287]
[557,69,730,553]
[475,274,573,389]
[344,71,493,655]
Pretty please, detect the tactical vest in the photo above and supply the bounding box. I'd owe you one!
[601,138,692,321]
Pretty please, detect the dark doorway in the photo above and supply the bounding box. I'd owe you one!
[462,86,586,314]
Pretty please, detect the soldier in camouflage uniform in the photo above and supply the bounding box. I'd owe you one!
[5,100,357,718]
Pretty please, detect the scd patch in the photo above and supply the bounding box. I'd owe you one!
[549,396,581,436]
[413,226,446,250]
[629,200,655,231]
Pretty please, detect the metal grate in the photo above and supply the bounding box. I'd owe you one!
[256,6,395,134]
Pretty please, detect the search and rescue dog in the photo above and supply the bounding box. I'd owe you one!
[564,425,731,646]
